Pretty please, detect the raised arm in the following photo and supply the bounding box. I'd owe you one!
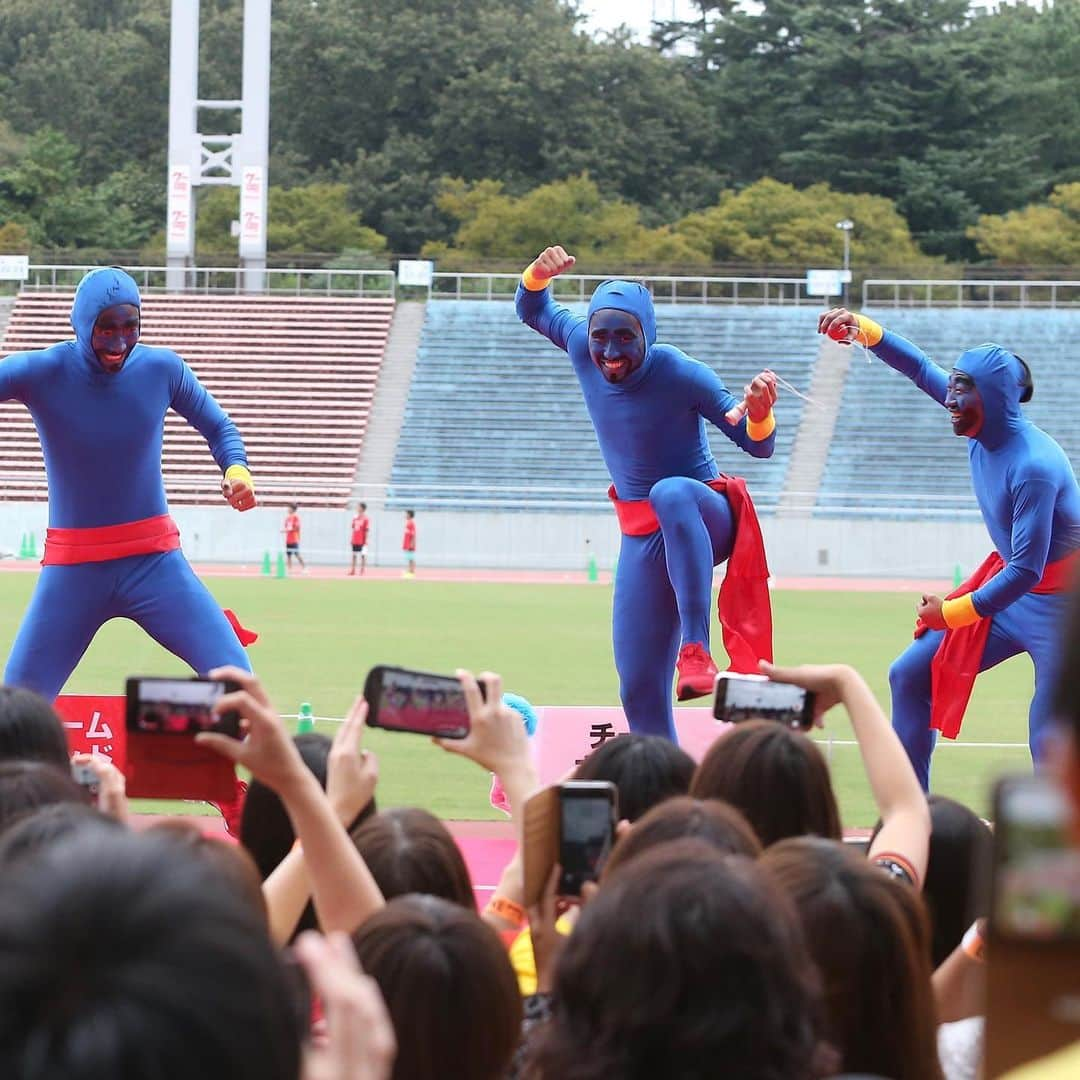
[514,245,586,351]
[698,367,777,460]
[819,307,949,405]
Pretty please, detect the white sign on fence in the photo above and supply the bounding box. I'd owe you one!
[0,255,29,281]
[806,269,851,297]
[397,260,434,287]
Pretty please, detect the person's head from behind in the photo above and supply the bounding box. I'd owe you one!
[288,502,297,513]
[601,795,761,881]
[690,720,841,846]
[573,732,695,823]
[532,841,830,1080]
[352,894,521,1080]
[405,509,414,520]
[0,760,85,838]
[0,801,122,868]
[760,836,942,1080]
[350,807,475,909]
[869,794,992,967]
[0,686,71,770]
[0,830,302,1080]
[359,502,367,512]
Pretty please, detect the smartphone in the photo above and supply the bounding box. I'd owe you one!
[363,665,482,740]
[713,672,815,730]
[984,774,1080,1076]
[125,676,241,739]
[558,781,619,897]
[70,761,100,802]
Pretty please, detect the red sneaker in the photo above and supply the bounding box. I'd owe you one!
[676,642,719,701]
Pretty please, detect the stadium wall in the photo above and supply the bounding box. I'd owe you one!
[0,502,990,580]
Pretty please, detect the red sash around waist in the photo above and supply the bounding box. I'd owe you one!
[918,549,1080,740]
[43,514,181,566]
[608,476,773,673]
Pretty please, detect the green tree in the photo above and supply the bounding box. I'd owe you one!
[969,184,1080,267]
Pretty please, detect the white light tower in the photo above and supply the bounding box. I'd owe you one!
[835,218,854,301]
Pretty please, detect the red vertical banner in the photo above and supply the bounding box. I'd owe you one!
[55,695,126,769]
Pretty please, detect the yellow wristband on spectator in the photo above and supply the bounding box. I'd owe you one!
[225,464,254,494]
[483,895,527,927]
[746,411,776,441]
[854,314,884,347]
[521,263,551,292]
[942,594,980,629]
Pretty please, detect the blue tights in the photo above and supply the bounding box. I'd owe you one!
[613,477,735,740]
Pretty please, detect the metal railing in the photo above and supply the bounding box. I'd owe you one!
[863,278,1080,309]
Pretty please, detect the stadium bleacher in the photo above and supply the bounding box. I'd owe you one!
[388,301,821,510]
[0,292,395,508]
[816,308,1080,518]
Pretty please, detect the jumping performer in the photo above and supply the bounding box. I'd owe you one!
[1,267,257,701]
[516,246,777,740]
[820,307,1080,789]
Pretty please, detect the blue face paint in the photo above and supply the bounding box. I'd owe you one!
[588,308,646,383]
[91,304,140,373]
[945,368,984,439]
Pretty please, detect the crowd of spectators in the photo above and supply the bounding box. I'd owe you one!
[1,598,1079,1080]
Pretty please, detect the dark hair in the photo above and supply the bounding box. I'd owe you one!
[690,720,841,846]
[760,837,943,1080]
[0,760,85,837]
[602,795,761,880]
[359,502,367,510]
[240,733,376,938]
[405,509,414,517]
[0,686,70,770]
[352,894,521,1080]
[288,503,297,511]
[530,841,831,1080]
[0,802,122,867]
[148,819,268,926]
[350,807,475,909]
[868,794,993,967]
[0,830,302,1080]
[573,732,695,823]
[1015,354,1034,402]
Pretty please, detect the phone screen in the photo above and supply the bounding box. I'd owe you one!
[126,678,240,738]
[365,667,471,739]
[713,673,813,729]
[559,787,616,896]
[991,776,1080,942]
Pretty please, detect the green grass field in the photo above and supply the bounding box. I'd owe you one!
[0,572,1035,826]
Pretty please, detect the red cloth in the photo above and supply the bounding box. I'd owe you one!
[43,514,181,566]
[608,476,773,673]
[403,519,416,552]
[283,514,300,545]
[223,608,258,647]
[918,550,1080,739]
[351,515,369,545]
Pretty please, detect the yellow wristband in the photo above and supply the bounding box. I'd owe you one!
[854,314,884,347]
[225,463,254,494]
[483,895,527,927]
[746,411,775,441]
[942,594,980,629]
[521,263,551,292]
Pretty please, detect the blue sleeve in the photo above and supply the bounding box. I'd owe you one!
[972,477,1056,615]
[871,329,950,405]
[695,364,776,460]
[0,353,31,403]
[515,283,586,354]
[169,358,248,471]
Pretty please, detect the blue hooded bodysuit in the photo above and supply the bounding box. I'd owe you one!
[1,268,252,700]
[517,279,775,739]
[872,328,1080,788]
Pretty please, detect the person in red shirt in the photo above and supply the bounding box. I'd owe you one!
[402,510,416,578]
[282,503,306,573]
[349,502,370,576]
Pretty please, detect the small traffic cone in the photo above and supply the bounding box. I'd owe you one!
[587,550,598,583]
[297,702,315,734]
[953,563,964,589]
[261,551,272,576]
[24,533,37,560]
[17,533,28,559]
[276,552,287,579]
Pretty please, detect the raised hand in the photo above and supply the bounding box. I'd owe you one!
[529,246,576,283]
[818,307,860,343]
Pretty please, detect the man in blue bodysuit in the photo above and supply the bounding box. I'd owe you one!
[517,246,778,741]
[820,307,1080,789]
[1,267,258,701]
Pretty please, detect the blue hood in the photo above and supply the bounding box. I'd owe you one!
[587,279,657,347]
[955,343,1029,446]
[70,267,141,366]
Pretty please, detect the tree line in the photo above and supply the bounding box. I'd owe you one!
[0,0,1077,271]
